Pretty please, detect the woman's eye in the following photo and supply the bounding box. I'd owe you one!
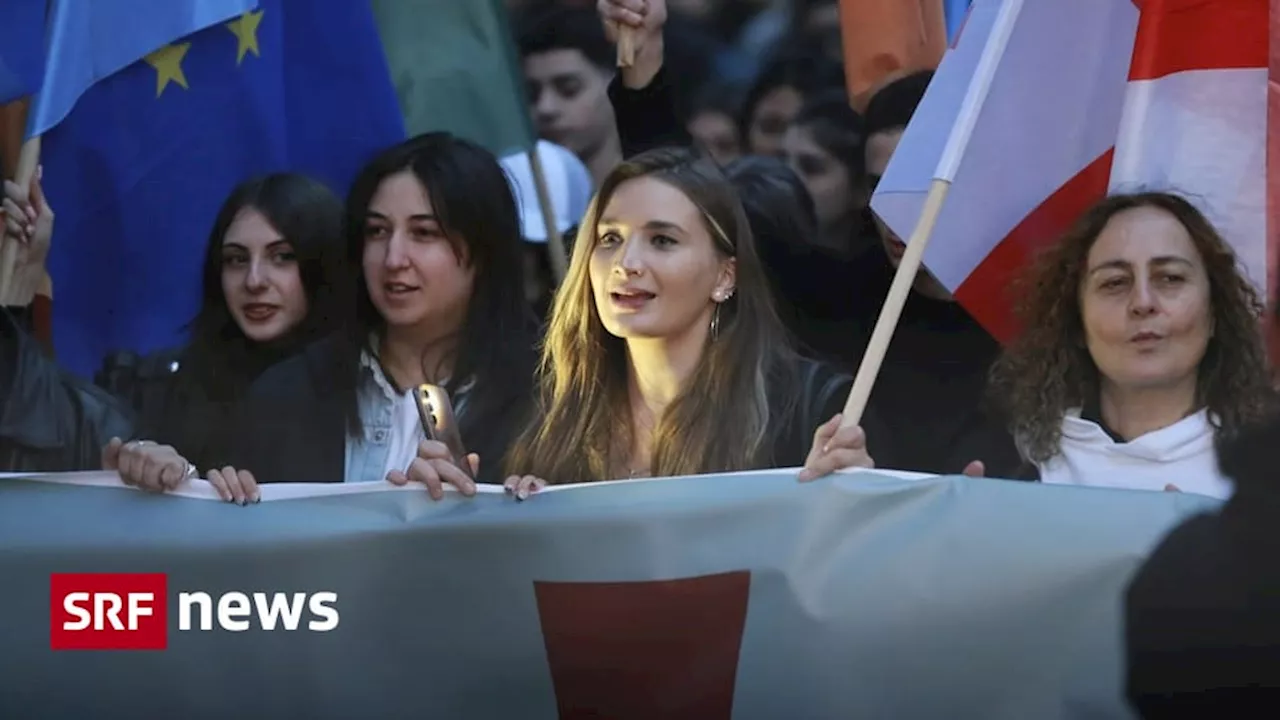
[598,231,623,246]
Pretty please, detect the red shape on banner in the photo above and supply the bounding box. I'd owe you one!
[533,570,752,720]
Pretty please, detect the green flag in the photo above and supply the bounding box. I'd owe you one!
[371,0,535,157]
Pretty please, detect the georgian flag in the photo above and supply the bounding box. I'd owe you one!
[872,0,1272,344]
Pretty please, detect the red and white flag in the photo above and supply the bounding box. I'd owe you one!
[872,0,1273,344]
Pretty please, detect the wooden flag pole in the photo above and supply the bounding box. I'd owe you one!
[0,136,42,305]
[528,147,569,282]
[840,178,951,427]
[617,26,637,67]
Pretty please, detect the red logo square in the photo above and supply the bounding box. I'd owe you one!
[50,573,168,650]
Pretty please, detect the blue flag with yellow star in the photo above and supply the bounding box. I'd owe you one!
[27,0,258,135]
[40,0,405,377]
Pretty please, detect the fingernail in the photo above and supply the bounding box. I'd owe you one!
[797,470,812,482]
[517,488,528,501]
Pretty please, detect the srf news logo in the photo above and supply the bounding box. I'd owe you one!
[50,573,339,650]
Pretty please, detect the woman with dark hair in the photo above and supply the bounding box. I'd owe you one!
[736,48,845,157]
[988,191,1277,495]
[782,90,878,257]
[98,173,347,497]
[686,81,744,166]
[503,148,887,496]
[724,155,875,367]
[221,133,539,501]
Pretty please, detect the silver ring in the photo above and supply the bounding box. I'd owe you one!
[182,461,197,480]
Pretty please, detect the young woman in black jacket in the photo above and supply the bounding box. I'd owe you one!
[97,173,348,496]
[503,148,880,497]
[215,133,540,501]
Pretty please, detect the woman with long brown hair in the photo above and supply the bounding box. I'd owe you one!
[502,148,885,496]
[988,191,1276,497]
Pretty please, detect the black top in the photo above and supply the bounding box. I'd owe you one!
[1125,411,1280,716]
[865,292,1021,477]
[96,339,302,474]
[762,358,897,471]
[1,307,134,473]
[227,334,535,487]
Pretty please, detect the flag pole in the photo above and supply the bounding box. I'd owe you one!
[528,147,569,282]
[840,178,950,426]
[0,136,41,305]
[841,0,1024,429]
[617,28,637,67]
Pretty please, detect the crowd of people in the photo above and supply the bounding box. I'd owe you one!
[2,0,1278,711]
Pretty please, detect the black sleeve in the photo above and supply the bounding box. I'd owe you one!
[227,368,290,485]
[1124,501,1280,715]
[786,363,898,472]
[2,305,34,335]
[1125,417,1280,715]
[71,383,136,469]
[815,376,899,473]
[608,66,691,158]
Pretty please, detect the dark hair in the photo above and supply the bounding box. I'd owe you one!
[691,81,744,120]
[738,48,845,142]
[506,148,804,482]
[725,155,818,255]
[863,70,934,137]
[791,89,868,188]
[989,191,1277,463]
[186,174,346,397]
[161,173,345,469]
[339,132,538,445]
[724,155,818,328]
[517,6,614,70]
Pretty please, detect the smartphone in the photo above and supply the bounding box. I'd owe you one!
[412,384,473,479]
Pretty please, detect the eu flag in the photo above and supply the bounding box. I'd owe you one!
[40,0,406,377]
[0,0,47,105]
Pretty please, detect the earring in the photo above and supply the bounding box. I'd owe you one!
[710,302,721,342]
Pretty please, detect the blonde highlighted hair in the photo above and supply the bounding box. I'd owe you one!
[503,148,802,482]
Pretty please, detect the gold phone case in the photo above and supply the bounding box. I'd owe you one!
[412,384,473,479]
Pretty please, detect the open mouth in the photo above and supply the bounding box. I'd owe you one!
[384,282,420,296]
[610,290,656,308]
[242,304,279,321]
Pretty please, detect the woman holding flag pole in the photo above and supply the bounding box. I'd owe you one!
[503,148,882,497]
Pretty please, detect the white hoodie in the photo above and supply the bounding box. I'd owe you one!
[1035,408,1232,499]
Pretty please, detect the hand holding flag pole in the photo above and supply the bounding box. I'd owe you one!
[617,27,637,67]
[0,134,42,306]
[840,0,1023,429]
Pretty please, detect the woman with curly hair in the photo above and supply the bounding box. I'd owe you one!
[988,191,1276,498]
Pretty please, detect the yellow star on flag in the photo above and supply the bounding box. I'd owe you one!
[226,10,265,65]
[145,43,192,97]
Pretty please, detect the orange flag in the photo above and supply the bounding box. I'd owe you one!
[839,0,948,111]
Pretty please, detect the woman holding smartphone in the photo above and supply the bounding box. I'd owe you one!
[220,133,539,500]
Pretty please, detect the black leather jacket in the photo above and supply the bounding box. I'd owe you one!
[0,307,134,472]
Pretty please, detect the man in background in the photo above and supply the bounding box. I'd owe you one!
[518,6,622,185]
